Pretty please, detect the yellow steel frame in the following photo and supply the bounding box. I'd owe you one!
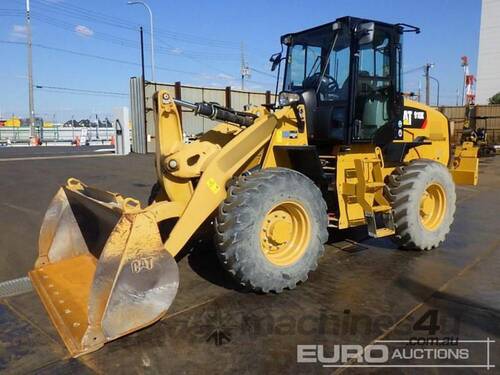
[450,141,479,186]
[154,91,279,256]
[152,94,475,239]
[334,145,393,231]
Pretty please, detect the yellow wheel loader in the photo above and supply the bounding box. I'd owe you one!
[29,17,479,357]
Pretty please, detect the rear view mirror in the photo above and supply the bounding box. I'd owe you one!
[357,22,375,45]
[270,52,282,71]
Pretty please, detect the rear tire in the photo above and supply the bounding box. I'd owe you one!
[388,160,456,250]
[214,168,328,293]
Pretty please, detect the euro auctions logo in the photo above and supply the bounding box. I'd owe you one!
[298,344,389,365]
[297,339,495,369]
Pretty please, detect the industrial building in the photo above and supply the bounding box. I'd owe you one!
[476,0,500,103]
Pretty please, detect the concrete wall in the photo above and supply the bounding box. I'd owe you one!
[476,0,500,104]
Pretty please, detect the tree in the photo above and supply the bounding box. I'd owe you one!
[488,92,500,104]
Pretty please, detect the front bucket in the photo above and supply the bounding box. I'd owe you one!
[29,179,179,357]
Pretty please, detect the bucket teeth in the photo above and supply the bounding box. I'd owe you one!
[29,255,100,356]
[29,180,180,357]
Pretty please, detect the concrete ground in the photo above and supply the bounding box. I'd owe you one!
[0,151,498,374]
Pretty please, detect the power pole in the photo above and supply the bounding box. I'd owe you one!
[461,56,468,106]
[424,63,433,106]
[26,0,36,140]
[240,42,250,90]
[140,26,148,153]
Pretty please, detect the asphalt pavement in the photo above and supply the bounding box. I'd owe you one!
[0,145,114,160]
[0,151,498,374]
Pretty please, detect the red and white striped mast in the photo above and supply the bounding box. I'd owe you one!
[461,56,476,106]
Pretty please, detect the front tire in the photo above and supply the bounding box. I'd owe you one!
[214,168,328,293]
[388,160,456,250]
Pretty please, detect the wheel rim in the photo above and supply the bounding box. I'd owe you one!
[419,183,446,231]
[260,201,311,267]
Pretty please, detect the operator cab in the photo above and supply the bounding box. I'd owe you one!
[273,17,417,149]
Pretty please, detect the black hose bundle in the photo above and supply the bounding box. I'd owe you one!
[194,102,256,127]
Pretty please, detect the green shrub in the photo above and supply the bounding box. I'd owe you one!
[489,92,500,104]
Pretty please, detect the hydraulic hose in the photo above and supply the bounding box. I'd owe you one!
[173,98,256,127]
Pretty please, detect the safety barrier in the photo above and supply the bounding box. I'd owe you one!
[0,126,115,144]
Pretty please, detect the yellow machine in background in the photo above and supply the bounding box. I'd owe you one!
[4,116,21,127]
[29,16,479,357]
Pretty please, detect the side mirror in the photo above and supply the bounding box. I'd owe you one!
[269,52,282,72]
[357,22,375,45]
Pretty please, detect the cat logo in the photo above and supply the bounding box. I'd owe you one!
[402,108,427,128]
[403,110,413,126]
[131,257,154,273]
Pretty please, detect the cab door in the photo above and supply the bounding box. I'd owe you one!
[351,25,402,145]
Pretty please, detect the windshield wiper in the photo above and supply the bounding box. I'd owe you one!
[306,55,322,78]
[315,32,339,95]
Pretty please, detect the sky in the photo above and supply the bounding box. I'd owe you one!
[0,0,481,121]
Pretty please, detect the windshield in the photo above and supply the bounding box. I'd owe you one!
[283,26,351,101]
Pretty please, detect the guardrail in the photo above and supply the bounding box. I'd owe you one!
[0,126,115,144]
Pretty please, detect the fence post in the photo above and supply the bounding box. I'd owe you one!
[142,77,148,153]
[470,105,477,129]
[225,86,232,109]
[265,90,271,105]
[174,81,182,125]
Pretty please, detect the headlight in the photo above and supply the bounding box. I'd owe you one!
[278,91,300,106]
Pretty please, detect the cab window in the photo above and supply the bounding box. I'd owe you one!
[354,29,392,140]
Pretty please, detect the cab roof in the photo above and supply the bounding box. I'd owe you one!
[280,16,406,44]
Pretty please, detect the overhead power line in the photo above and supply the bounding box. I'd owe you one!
[249,67,276,78]
[30,11,242,61]
[0,40,208,77]
[31,0,241,49]
[31,0,137,31]
[1,39,277,90]
[3,1,276,88]
[35,84,128,97]
[403,65,425,75]
[0,8,24,14]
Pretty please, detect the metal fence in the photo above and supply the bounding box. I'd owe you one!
[0,126,115,144]
[129,76,147,154]
[128,80,500,153]
[130,78,275,153]
[438,104,500,144]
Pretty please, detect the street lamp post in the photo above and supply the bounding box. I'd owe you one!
[26,0,36,140]
[127,1,155,83]
[424,63,434,106]
[429,76,440,107]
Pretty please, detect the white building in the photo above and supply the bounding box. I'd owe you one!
[476,0,500,103]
